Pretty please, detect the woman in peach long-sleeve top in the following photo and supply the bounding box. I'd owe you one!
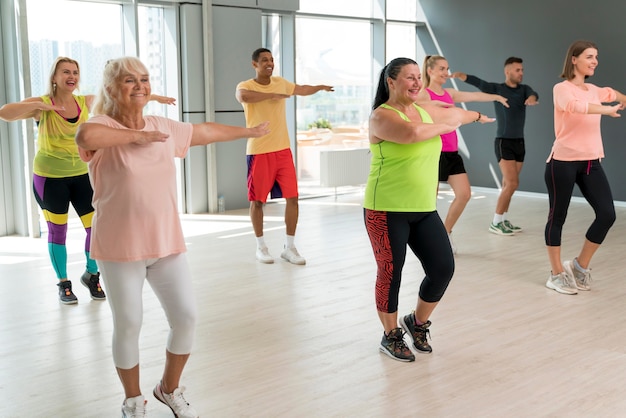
[545,40,626,295]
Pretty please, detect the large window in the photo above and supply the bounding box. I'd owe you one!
[27,0,123,97]
[295,17,372,183]
[299,0,376,18]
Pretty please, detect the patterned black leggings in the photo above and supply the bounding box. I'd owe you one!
[364,209,455,313]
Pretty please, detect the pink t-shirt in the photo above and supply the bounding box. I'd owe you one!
[549,80,616,161]
[85,115,193,262]
[426,88,458,152]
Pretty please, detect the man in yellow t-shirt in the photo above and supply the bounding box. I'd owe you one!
[236,48,333,265]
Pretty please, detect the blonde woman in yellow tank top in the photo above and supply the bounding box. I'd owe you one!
[0,57,174,304]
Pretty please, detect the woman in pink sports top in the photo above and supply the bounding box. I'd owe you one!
[544,40,626,296]
[417,55,508,253]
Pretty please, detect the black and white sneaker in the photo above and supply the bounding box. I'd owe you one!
[57,280,78,304]
[81,271,106,300]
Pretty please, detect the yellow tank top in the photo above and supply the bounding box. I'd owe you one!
[363,103,441,212]
[33,95,89,178]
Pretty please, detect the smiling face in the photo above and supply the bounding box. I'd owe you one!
[112,69,151,111]
[389,63,422,103]
[427,59,449,86]
[253,51,275,79]
[53,62,80,94]
[572,47,598,78]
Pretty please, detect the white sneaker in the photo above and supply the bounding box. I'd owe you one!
[281,246,306,265]
[563,259,592,291]
[122,395,146,418]
[153,381,198,418]
[545,272,578,295]
[255,246,274,264]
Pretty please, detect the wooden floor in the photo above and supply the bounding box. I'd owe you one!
[2,187,626,417]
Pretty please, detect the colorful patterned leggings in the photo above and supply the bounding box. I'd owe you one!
[32,173,97,279]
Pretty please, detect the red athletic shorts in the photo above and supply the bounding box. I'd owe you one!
[247,148,298,203]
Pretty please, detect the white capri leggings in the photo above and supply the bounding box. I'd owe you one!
[99,253,197,369]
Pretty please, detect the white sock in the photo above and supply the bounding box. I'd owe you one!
[493,213,503,224]
[256,236,266,249]
[285,235,295,248]
[503,212,509,221]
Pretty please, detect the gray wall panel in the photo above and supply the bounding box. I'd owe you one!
[180,4,206,113]
[183,113,209,214]
[212,6,262,112]
[420,0,626,200]
[214,112,249,210]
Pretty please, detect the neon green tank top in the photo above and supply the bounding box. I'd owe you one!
[33,95,89,178]
[363,103,441,212]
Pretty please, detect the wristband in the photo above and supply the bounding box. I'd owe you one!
[474,112,481,122]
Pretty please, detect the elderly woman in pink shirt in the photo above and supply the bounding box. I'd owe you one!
[544,40,626,295]
[76,57,268,417]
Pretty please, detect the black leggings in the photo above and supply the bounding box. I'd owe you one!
[364,209,454,313]
[544,159,615,246]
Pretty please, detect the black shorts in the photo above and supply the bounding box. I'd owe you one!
[438,151,466,181]
[494,138,525,162]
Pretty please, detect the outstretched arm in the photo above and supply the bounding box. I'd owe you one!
[370,107,461,145]
[190,121,270,146]
[150,94,177,105]
[76,122,169,152]
[0,97,59,121]
[236,89,290,104]
[293,84,334,96]
[446,89,509,108]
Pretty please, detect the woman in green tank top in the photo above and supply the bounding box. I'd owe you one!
[365,57,494,362]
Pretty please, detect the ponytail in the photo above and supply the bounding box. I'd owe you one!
[372,57,418,110]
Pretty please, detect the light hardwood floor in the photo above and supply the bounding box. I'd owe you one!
[2,187,626,417]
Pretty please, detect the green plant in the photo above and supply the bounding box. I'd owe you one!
[307,118,332,130]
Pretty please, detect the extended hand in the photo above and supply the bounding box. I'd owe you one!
[249,121,270,137]
[153,95,177,105]
[525,96,539,106]
[478,114,496,124]
[134,130,169,145]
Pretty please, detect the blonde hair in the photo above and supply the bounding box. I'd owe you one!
[46,57,80,97]
[92,57,149,116]
[422,55,446,88]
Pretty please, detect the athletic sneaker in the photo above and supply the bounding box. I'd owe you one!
[153,381,198,418]
[121,395,146,418]
[545,272,578,295]
[488,221,515,236]
[379,327,415,362]
[81,271,106,300]
[400,312,432,354]
[255,246,274,264]
[503,220,523,232]
[280,246,306,265]
[563,259,592,291]
[57,280,78,304]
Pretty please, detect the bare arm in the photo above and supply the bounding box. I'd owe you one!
[369,107,461,145]
[190,121,270,146]
[446,89,509,108]
[76,122,169,152]
[449,72,467,82]
[150,94,177,105]
[587,103,622,117]
[0,97,60,121]
[423,104,495,126]
[292,84,334,96]
[236,89,290,104]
